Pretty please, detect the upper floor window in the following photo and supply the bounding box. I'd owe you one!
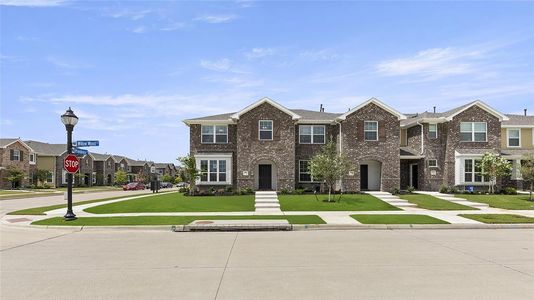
[464,159,484,183]
[299,125,325,144]
[299,160,315,182]
[201,125,228,144]
[259,120,273,140]
[428,124,438,139]
[460,122,486,142]
[507,129,520,147]
[29,153,36,164]
[364,121,378,141]
[10,149,22,161]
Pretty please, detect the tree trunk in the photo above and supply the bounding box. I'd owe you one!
[328,185,332,202]
[530,182,533,201]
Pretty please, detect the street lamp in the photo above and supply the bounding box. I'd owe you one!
[61,107,78,221]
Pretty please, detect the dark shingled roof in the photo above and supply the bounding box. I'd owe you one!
[0,138,19,148]
[24,140,65,156]
[91,152,112,161]
[503,114,534,126]
[186,109,342,123]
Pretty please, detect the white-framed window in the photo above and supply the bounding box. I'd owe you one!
[29,153,36,164]
[364,121,378,141]
[196,154,232,184]
[46,172,54,183]
[120,163,125,169]
[92,172,97,184]
[299,125,325,144]
[428,124,438,139]
[259,120,273,140]
[11,149,21,161]
[201,125,228,144]
[507,128,521,147]
[428,159,438,168]
[464,159,484,183]
[460,122,487,142]
[299,160,315,182]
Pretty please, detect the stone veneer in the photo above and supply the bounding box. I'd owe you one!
[0,141,31,188]
[341,102,401,192]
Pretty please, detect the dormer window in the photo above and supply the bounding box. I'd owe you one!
[259,120,273,140]
[201,125,228,143]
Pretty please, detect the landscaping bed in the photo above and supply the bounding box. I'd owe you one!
[278,194,400,211]
[32,215,325,226]
[399,193,476,210]
[351,214,449,224]
[85,193,255,213]
[459,214,534,224]
[455,194,534,210]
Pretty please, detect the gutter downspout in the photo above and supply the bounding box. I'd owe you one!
[416,121,424,155]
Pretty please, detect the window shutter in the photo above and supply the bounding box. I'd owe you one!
[273,122,280,140]
[20,150,24,161]
[357,121,364,140]
[378,122,386,141]
[10,149,14,160]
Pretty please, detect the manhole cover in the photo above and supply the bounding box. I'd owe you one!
[195,221,214,224]
[7,218,32,223]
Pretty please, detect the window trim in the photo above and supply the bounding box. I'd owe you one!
[299,125,326,144]
[506,128,521,148]
[12,149,21,161]
[460,122,487,142]
[195,154,232,185]
[298,160,317,183]
[364,121,379,141]
[29,153,36,164]
[427,159,438,168]
[258,120,273,141]
[463,158,485,184]
[428,123,438,139]
[201,125,229,144]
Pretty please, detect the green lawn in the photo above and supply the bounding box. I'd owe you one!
[278,194,400,211]
[459,214,534,224]
[32,215,325,226]
[86,193,255,214]
[455,194,534,210]
[399,193,477,210]
[7,195,136,215]
[351,214,449,224]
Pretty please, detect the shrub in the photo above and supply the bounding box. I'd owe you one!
[439,185,449,194]
[502,187,517,195]
[280,188,290,195]
[391,188,400,195]
[406,186,415,193]
[245,188,253,194]
[178,186,190,193]
[225,186,233,193]
[294,189,305,195]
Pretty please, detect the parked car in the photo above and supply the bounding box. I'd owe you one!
[123,182,145,191]
[176,182,188,188]
[160,182,173,188]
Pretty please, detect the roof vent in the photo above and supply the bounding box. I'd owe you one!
[525,108,528,116]
[433,106,436,114]
[319,104,324,112]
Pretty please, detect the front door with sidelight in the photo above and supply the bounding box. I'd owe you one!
[258,164,272,190]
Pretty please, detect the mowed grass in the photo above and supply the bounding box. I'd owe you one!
[459,214,534,224]
[455,194,534,210]
[7,195,135,215]
[278,194,400,211]
[399,193,477,210]
[351,214,449,224]
[32,215,326,226]
[86,192,255,213]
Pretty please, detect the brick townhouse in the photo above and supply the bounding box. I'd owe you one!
[184,97,534,192]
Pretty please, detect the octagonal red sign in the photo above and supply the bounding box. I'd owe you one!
[64,154,80,173]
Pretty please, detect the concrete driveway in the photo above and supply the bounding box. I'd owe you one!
[1,226,533,299]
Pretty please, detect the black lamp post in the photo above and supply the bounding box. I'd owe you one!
[61,107,78,221]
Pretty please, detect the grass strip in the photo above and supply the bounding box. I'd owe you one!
[351,214,449,224]
[399,194,477,210]
[454,194,534,210]
[7,195,138,215]
[459,214,534,224]
[279,194,400,211]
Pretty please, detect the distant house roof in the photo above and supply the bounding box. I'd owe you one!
[90,152,112,161]
[502,114,534,127]
[154,163,170,169]
[111,155,128,163]
[24,140,65,155]
[0,138,19,148]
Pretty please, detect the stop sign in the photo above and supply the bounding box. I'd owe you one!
[64,154,80,173]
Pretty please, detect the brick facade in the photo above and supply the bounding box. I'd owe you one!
[0,141,31,188]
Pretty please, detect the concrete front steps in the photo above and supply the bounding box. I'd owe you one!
[366,191,418,209]
[255,191,282,213]
[416,191,490,209]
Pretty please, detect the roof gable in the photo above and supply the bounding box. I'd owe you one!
[337,97,407,121]
[445,100,508,121]
[1,139,33,151]
[230,97,301,120]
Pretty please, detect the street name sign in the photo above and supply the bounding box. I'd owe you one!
[73,148,88,156]
[64,154,80,173]
[76,140,99,147]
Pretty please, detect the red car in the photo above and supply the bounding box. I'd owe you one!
[123,182,145,191]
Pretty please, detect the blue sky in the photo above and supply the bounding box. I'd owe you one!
[1,0,533,162]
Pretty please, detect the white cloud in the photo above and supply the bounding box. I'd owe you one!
[160,22,186,31]
[131,26,148,34]
[105,9,152,20]
[0,0,67,6]
[245,48,276,59]
[194,14,237,24]
[375,47,482,79]
[46,56,91,69]
[299,49,340,61]
[1,119,13,126]
[200,58,232,72]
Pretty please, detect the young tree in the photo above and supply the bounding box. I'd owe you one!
[34,169,51,186]
[178,154,200,195]
[477,152,512,194]
[161,174,173,183]
[114,170,128,185]
[521,153,534,201]
[4,166,25,189]
[309,140,351,202]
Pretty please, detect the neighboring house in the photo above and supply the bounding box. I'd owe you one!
[0,139,34,188]
[127,159,150,182]
[24,140,65,187]
[500,113,534,189]
[154,163,177,180]
[184,97,534,192]
[91,153,115,185]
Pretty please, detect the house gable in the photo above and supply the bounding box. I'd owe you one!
[231,97,301,121]
[337,98,407,121]
[445,100,508,121]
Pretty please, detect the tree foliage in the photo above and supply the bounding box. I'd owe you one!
[476,152,512,194]
[114,170,128,185]
[521,153,534,201]
[34,169,51,186]
[309,140,351,202]
[161,174,173,183]
[178,154,200,195]
[4,166,25,189]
